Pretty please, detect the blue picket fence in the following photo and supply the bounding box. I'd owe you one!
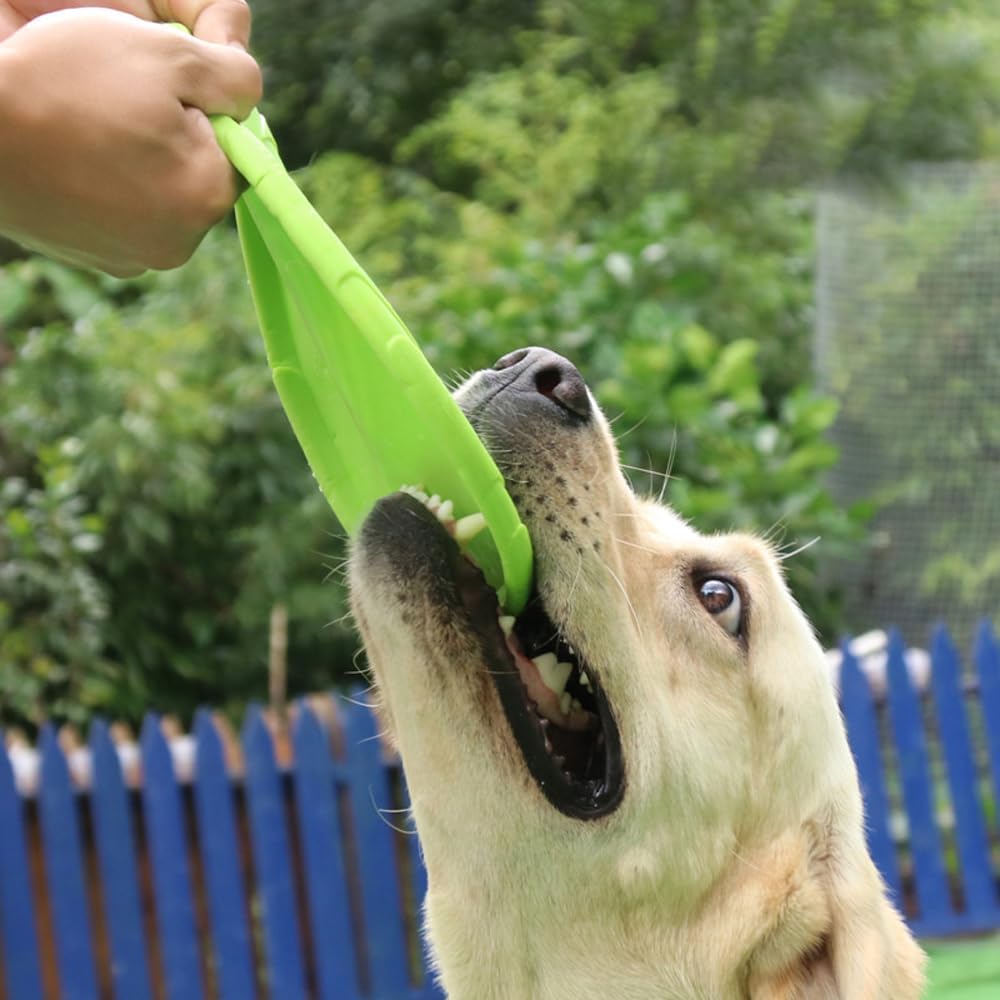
[0,698,440,1000]
[0,623,998,997]
[841,622,1000,938]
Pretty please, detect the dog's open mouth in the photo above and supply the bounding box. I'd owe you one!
[399,488,625,821]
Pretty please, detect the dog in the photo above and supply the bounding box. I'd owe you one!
[349,347,925,999]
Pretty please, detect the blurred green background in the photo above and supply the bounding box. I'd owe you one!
[3,0,1000,727]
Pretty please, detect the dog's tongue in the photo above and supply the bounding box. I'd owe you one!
[503,633,594,732]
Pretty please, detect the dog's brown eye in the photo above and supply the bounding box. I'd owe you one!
[697,579,743,636]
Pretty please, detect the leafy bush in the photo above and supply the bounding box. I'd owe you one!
[0,239,351,725]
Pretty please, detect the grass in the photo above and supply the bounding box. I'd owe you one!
[925,936,1000,998]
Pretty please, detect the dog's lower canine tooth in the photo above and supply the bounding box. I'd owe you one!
[498,615,515,636]
[437,499,454,523]
[455,512,487,542]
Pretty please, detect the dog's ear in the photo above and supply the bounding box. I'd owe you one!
[748,840,925,999]
[819,851,925,999]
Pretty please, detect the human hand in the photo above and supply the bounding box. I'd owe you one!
[0,1,252,47]
[0,4,261,275]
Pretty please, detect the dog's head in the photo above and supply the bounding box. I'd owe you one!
[349,348,923,998]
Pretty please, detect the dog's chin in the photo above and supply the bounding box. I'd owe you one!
[368,492,625,821]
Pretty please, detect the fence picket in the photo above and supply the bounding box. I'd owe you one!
[974,621,1000,820]
[89,721,153,1000]
[291,703,364,1000]
[341,695,413,997]
[192,710,258,1000]
[402,775,445,1000]
[140,716,205,1000]
[838,647,904,907]
[884,631,953,933]
[0,735,43,999]
[243,707,308,1000]
[928,627,999,929]
[37,726,100,1000]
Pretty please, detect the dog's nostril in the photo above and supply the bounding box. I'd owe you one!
[493,349,530,372]
[533,363,590,419]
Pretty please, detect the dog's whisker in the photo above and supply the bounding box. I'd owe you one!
[323,610,355,630]
[776,536,822,562]
[368,786,419,836]
[759,519,789,546]
[595,556,643,639]
[657,429,679,505]
[621,463,674,481]
[342,694,382,711]
[613,412,650,441]
[613,536,660,555]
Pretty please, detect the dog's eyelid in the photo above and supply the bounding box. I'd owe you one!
[689,570,748,641]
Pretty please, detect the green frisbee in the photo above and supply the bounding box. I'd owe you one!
[210,110,533,612]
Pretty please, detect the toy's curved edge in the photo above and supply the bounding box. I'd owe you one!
[217,115,535,611]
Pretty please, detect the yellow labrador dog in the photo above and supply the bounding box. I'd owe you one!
[350,348,925,999]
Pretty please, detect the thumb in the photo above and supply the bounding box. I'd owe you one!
[154,0,252,47]
[170,31,262,120]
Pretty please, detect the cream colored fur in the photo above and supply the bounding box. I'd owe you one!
[350,364,925,999]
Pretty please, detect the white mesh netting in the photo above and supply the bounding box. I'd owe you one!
[815,164,1000,647]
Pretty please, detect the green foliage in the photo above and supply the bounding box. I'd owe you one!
[3,0,1000,724]
[251,0,537,168]
[0,238,351,725]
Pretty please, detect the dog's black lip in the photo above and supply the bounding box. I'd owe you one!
[384,492,625,821]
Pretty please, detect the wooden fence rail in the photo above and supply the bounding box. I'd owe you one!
[0,623,999,997]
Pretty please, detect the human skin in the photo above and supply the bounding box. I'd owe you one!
[0,1,261,275]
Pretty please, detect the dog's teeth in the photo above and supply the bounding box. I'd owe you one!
[553,754,566,767]
[533,654,573,695]
[455,512,487,543]
[427,494,442,512]
[572,698,583,712]
[401,484,430,503]
[498,615,515,636]
[437,499,454,523]
[532,652,559,688]
[560,691,572,715]
[579,671,591,689]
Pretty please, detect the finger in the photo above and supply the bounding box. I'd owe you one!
[171,32,261,120]
[152,0,251,48]
[8,2,158,21]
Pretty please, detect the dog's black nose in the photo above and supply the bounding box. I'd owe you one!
[492,347,591,420]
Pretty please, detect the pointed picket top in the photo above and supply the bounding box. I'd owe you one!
[292,701,363,1000]
[0,728,43,999]
[38,724,100,1000]
[88,719,153,1000]
[928,626,999,927]
[139,714,205,1000]
[338,691,412,996]
[192,709,257,1000]
[885,629,913,694]
[838,642,903,907]
[242,705,308,1000]
[883,629,953,933]
[974,620,1000,812]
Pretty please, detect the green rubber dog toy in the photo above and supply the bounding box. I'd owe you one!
[211,110,533,613]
